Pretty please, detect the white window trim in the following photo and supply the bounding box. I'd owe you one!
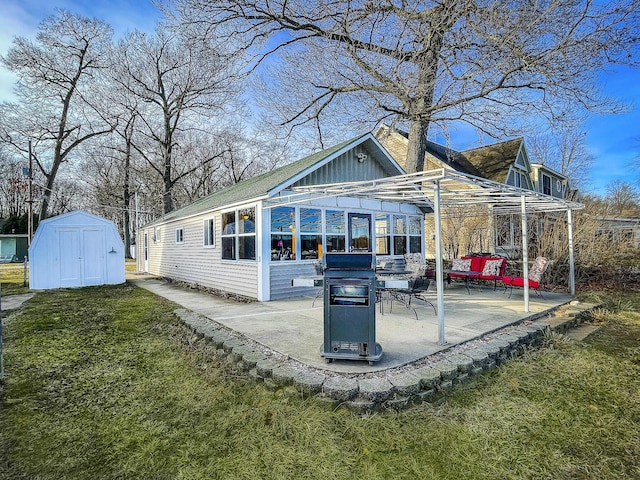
[221,206,257,261]
[203,218,215,247]
[175,227,184,244]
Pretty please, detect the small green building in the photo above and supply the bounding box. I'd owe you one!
[0,234,28,262]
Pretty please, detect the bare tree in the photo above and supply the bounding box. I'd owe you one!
[528,128,594,189]
[606,180,640,215]
[0,10,115,219]
[0,149,29,219]
[77,111,140,257]
[171,0,640,172]
[111,25,240,213]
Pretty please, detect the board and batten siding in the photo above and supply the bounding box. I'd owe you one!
[295,144,391,186]
[143,211,259,299]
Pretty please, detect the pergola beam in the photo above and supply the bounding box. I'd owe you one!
[272,169,583,216]
[266,168,584,341]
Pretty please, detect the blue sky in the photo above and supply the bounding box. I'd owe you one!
[1,0,639,195]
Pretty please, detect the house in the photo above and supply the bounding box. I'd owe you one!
[530,163,570,199]
[598,215,640,249]
[137,133,430,301]
[0,233,28,263]
[376,126,535,189]
[30,210,125,289]
[375,125,573,257]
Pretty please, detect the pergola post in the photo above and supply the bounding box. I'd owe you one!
[433,180,446,345]
[521,195,530,313]
[567,209,576,295]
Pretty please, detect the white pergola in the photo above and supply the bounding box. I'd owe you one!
[267,168,584,345]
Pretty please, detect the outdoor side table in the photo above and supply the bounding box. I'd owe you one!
[444,270,483,295]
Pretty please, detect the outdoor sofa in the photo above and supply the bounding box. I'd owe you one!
[448,255,507,290]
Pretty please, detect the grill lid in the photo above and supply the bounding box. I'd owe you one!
[324,252,373,270]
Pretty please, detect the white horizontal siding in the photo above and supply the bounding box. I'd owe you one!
[146,211,259,299]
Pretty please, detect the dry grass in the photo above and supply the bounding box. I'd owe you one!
[0,264,29,296]
[1,282,639,479]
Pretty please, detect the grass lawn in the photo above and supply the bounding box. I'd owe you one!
[0,264,29,296]
[1,283,639,479]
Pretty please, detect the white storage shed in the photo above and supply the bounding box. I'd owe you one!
[30,210,125,289]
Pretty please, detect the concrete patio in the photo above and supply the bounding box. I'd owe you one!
[129,275,573,374]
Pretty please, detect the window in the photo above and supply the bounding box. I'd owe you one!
[300,208,322,259]
[408,216,422,253]
[375,213,390,255]
[514,170,528,188]
[349,213,371,252]
[203,218,215,247]
[154,227,161,243]
[325,210,346,253]
[542,174,551,195]
[392,215,407,255]
[271,206,295,261]
[222,207,256,260]
[175,227,184,244]
[377,214,421,255]
[267,207,422,262]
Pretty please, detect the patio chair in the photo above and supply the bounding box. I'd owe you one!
[502,256,550,298]
[386,254,437,319]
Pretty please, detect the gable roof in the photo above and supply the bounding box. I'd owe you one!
[374,125,524,181]
[38,210,116,227]
[423,139,483,177]
[461,138,524,183]
[146,133,406,226]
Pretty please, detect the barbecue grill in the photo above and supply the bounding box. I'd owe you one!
[321,252,383,365]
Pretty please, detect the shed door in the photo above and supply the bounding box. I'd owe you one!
[59,229,82,287]
[58,227,106,287]
[82,228,106,286]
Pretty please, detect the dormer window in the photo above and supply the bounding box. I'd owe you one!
[542,174,551,195]
[514,170,527,188]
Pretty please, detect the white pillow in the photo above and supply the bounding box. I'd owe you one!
[482,259,503,276]
[451,259,471,271]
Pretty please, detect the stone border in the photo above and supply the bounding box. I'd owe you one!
[175,302,597,412]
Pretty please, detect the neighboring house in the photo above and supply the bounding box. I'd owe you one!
[598,215,640,249]
[375,125,572,257]
[0,233,28,263]
[137,133,430,301]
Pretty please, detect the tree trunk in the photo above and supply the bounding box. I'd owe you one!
[403,26,443,174]
[163,158,173,214]
[405,119,430,173]
[162,107,174,214]
[123,135,132,258]
[39,167,60,220]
